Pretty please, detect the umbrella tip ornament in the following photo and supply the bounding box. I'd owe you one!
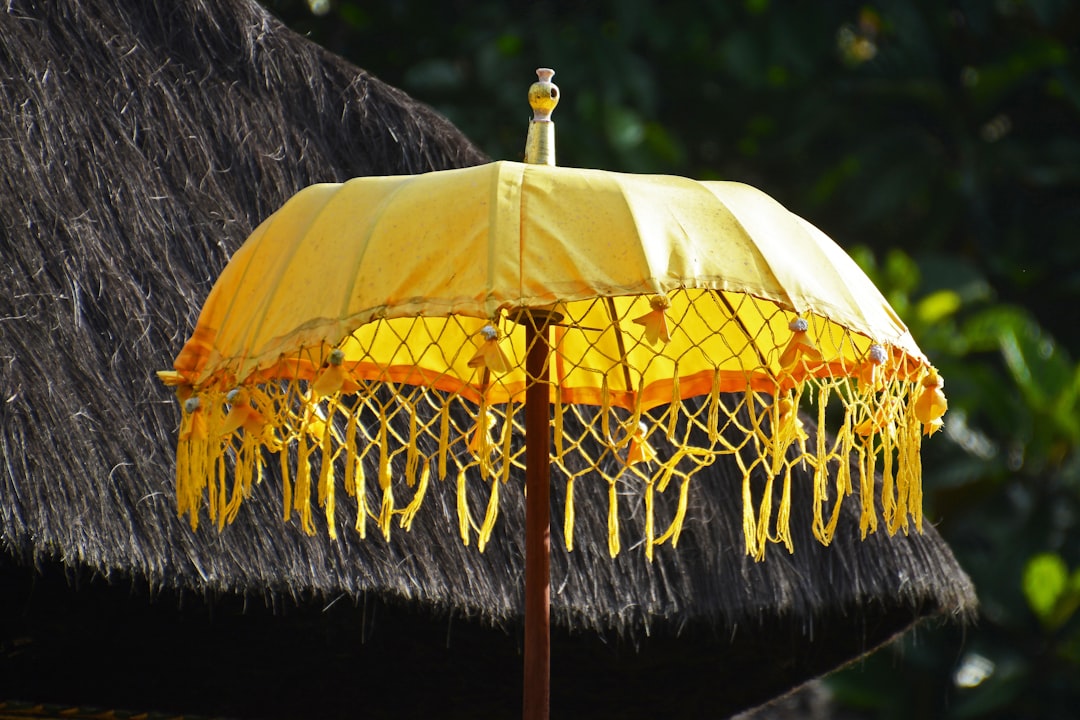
[529,68,559,120]
[525,68,559,165]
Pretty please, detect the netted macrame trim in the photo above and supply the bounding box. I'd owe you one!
[166,367,940,560]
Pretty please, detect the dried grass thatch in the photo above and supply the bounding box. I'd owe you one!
[0,0,976,716]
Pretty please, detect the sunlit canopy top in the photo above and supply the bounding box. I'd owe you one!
[172,160,924,406]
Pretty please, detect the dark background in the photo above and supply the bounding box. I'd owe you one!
[264,1,1080,717]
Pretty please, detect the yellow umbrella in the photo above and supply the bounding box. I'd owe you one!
[159,69,946,719]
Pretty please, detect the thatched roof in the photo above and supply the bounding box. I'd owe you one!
[0,0,975,716]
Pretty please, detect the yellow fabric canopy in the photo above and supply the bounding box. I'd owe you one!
[173,162,923,394]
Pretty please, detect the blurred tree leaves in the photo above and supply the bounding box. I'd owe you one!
[1024,553,1080,631]
[266,0,1080,716]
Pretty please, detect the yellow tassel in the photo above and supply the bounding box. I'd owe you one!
[177,396,209,529]
[564,476,576,551]
[195,394,221,528]
[353,448,367,539]
[812,385,829,543]
[669,477,690,548]
[834,405,854,536]
[553,391,564,459]
[320,422,337,540]
[607,479,620,558]
[469,405,494,460]
[500,403,515,486]
[881,419,898,532]
[824,387,847,543]
[175,439,188,519]
[739,450,759,559]
[893,401,914,535]
[860,434,878,538]
[776,466,793,553]
[406,408,419,487]
[900,402,924,532]
[477,477,499,553]
[438,401,450,480]
[317,401,337,499]
[225,435,253,524]
[209,450,222,528]
[707,370,721,444]
[768,396,785,478]
[176,439,194,529]
[755,470,775,560]
[667,371,680,441]
[601,377,611,443]
[398,461,429,532]
[218,440,230,527]
[652,460,676,545]
[457,469,471,546]
[344,408,359,497]
[908,421,924,532]
[378,483,394,541]
[224,444,246,526]
[644,480,655,561]
[377,422,392,539]
[280,438,292,523]
[628,377,644,440]
[210,397,234,526]
[295,428,315,536]
[377,423,391,491]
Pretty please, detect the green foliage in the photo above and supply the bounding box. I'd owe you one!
[835,242,1080,717]
[266,0,1080,716]
[1023,553,1080,631]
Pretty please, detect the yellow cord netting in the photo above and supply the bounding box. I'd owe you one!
[163,290,945,560]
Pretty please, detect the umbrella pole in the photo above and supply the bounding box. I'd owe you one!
[523,316,552,720]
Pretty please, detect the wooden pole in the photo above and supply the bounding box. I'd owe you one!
[523,316,552,720]
[522,66,559,720]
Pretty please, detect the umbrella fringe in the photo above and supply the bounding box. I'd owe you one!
[167,346,934,560]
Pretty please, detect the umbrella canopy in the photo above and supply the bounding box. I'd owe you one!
[163,108,943,563]
[2,2,974,717]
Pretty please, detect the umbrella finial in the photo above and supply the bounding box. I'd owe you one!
[525,68,559,166]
